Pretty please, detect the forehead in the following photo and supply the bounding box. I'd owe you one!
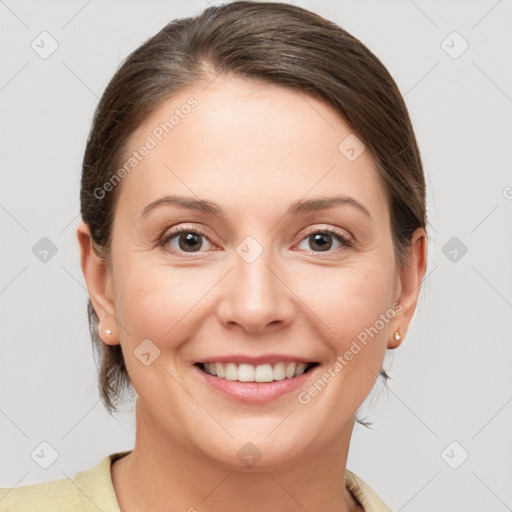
[118,74,389,223]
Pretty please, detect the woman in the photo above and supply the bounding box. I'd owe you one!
[0,2,427,510]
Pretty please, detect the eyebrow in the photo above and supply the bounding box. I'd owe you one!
[141,194,372,219]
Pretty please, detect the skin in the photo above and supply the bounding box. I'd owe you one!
[78,74,427,512]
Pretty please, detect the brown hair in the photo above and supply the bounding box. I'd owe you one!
[80,1,427,415]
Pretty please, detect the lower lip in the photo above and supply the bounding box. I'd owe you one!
[194,365,317,403]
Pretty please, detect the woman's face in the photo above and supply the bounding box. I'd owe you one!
[83,74,423,469]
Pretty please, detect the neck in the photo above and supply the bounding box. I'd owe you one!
[112,400,361,512]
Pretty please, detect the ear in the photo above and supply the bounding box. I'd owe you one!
[388,227,428,349]
[77,221,119,346]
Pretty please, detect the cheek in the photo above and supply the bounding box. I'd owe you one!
[112,253,230,381]
[292,268,394,414]
[294,259,396,342]
[115,264,200,342]
[292,260,395,400]
[112,265,206,399]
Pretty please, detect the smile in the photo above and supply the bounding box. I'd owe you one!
[196,361,318,383]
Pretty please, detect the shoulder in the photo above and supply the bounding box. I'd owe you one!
[0,476,80,512]
[345,469,393,512]
[0,451,130,512]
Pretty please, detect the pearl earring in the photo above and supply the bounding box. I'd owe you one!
[105,329,112,335]
[394,330,400,342]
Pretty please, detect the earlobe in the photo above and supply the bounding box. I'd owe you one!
[77,221,120,346]
[388,328,402,350]
[387,227,428,350]
[101,326,119,345]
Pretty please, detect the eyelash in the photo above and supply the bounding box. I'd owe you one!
[158,224,353,255]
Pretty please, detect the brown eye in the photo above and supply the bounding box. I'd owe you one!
[297,228,352,253]
[308,232,333,251]
[160,228,214,254]
[177,232,203,252]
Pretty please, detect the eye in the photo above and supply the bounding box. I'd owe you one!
[296,228,352,253]
[159,226,215,253]
[159,225,352,255]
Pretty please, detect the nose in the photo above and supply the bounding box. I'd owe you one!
[216,241,295,334]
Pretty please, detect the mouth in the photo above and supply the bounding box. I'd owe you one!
[195,361,319,383]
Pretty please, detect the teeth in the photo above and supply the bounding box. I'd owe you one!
[294,363,306,377]
[273,362,286,380]
[215,362,225,378]
[201,361,313,382]
[254,364,273,382]
[285,362,296,379]
[238,363,255,382]
[225,363,238,381]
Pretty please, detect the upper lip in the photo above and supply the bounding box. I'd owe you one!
[195,354,317,366]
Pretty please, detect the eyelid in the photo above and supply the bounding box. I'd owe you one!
[158,223,353,254]
[158,223,215,248]
[299,224,352,242]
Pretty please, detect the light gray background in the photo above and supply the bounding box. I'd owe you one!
[1,1,511,511]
